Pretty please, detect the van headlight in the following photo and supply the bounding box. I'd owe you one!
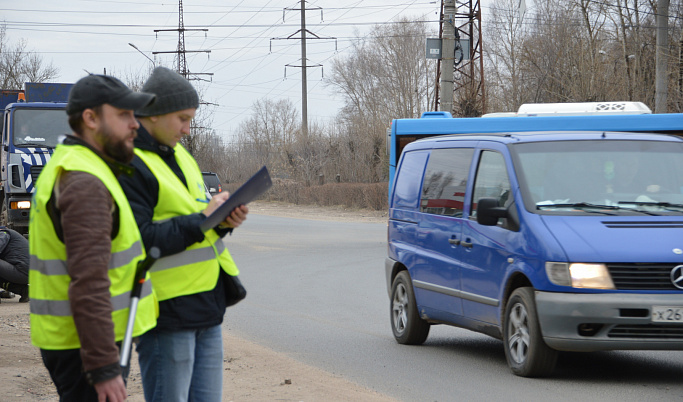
[545,262,615,289]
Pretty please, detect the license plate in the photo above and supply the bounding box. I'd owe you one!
[651,306,683,323]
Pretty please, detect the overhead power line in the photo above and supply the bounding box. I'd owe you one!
[0,2,438,14]
[3,19,440,29]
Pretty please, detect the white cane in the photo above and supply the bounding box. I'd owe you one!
[120,247,160,368]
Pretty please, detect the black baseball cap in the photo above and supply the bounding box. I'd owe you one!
[66,74,156,115]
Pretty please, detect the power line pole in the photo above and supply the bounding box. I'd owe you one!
[655,0,670,113]
[440,0,456,114]
[153,0,213,82]
[300,2,309,138]
[453,0,485,116]
[273,1,335,138]
[149,0,215,155]
[436,0,485,116]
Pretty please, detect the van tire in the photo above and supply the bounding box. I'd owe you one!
[391,271,429,345]
[503,287,558,377]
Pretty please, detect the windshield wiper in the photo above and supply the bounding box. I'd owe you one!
[618,201,683,212]
[15,143,51,148]
[537,202,620,215]
[537,202,663,216]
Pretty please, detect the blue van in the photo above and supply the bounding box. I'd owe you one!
[386,128,683,377]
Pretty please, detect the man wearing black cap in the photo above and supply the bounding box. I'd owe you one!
[118,66,248,401]
[29,74,159,402]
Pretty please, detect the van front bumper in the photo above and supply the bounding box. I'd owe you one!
[535,291,683,352]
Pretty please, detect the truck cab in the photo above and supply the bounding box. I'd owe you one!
[0,83,72,234]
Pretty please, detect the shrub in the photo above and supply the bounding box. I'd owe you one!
[223,180,388,211]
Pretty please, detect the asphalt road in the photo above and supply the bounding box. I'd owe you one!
[223,214,683,401]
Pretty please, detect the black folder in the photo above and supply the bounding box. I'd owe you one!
[200,166,272,232]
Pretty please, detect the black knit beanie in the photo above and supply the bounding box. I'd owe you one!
[135,67,199,116]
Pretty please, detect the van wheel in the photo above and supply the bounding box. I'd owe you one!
[503,287,558,377]
[391,271,429,344]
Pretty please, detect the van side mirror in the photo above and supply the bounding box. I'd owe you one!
[476,197,508,226]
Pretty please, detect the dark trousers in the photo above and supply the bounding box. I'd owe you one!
[0,259,27,285]
[41,348,129,402]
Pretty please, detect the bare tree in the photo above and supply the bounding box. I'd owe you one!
[327,17,436,182]
[231,98,300,181]
[329,18,436,122]
[0,25,58,88]
[485,0,529,112]
[483,0,677,111]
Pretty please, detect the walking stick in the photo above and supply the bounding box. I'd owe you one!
[120,246,160,368]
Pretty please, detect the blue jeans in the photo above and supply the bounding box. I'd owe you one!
[136,325,223,402]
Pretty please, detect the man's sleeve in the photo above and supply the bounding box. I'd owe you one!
[0,230,10,255]
[58,171,121,382]
[119,156,206,257]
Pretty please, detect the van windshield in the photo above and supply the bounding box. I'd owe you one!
[513,139,683,215]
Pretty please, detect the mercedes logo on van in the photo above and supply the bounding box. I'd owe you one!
[672,265,683,290]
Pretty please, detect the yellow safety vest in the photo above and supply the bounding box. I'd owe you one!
[29,144,158,350]
[134,144,238,301]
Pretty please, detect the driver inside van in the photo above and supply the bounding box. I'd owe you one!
[537,153,663,206]
[602,156,661,202]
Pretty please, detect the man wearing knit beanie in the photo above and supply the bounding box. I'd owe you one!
[118,66,249,401]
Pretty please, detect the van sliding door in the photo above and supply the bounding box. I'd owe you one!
[413,146,475,319]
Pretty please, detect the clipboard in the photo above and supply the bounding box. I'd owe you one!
[200,166,272,232]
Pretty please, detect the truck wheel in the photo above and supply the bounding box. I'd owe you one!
[391,270,429,345]
[503,287,558,377]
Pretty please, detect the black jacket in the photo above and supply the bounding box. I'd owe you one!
[0,228,29,274]
[118,125,227,330]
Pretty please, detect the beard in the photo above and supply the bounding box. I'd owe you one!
[97,124,136,164]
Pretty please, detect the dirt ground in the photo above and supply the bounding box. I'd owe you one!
[0,201,395,401]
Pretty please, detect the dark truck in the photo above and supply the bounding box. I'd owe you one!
[1,83,73,234]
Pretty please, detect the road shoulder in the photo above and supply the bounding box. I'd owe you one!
[2,201,396,401]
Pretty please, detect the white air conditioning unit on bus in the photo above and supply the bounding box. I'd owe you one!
[516,101,652,116]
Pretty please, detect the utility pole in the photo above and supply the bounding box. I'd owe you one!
[453,0,485,116]
[149,0,214,155]
[274,1,335,139]
[153,0,213,82]
[679,32,683,109]
[440,0,456,114]
[655,0,670,113]
[301,2,309,138]
[436,0,485,115]
[301,0,308,138]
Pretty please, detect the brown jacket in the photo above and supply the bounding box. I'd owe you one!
[49,136,135,382]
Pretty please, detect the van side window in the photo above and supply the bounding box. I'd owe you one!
[470,151,511,223]
[420,148,474,217]
[394,150,429,210]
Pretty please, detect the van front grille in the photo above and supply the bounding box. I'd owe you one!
[608,324,683,339]
[607,263,683,290]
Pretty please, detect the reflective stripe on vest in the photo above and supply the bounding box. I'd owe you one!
[134,144,238,301]
[150,238,226,273]
[30,240,144,276]
[30,281,153,316]
[29,144,158,350]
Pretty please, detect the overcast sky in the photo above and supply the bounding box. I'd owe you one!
[3,1,454,141]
